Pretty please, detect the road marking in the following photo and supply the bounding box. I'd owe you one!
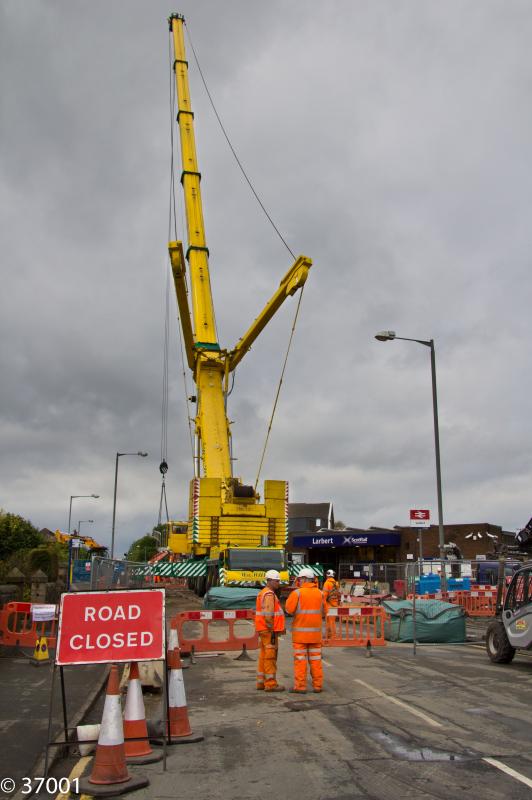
[483,757,532,789]
[322,658,333,667]
[55,755,91,800]
[353,678,443,728]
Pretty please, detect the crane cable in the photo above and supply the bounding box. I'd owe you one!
[184,22,307,485]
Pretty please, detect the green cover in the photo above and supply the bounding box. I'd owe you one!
[382,599,466,643]
[203,586,260,610]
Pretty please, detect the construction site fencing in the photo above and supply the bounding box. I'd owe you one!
[171,609,258,656]
[0,601,58,648]
[324,606,389,648]
[89,557,189,591]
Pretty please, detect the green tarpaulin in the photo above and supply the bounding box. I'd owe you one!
[203,586,260,610]
[382,599,466,643]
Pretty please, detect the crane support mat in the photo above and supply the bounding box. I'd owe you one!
[382,599,466,643]
[203,587,260,610]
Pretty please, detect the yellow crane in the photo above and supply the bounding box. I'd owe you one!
[166,14,311,592]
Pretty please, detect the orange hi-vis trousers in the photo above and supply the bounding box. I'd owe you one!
[325,602,339,639]
[293,642,323,691]
[257,631,280,690]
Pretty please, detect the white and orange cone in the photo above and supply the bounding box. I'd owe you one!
[78,665,149,797]
[123,662,162,764]
[167,647,203,744]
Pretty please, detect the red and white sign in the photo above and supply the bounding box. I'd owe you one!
[410,509,430,528]
[56,589,165,666]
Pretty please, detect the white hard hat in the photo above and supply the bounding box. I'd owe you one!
[326,569,335,576]
[265,569,281,580]
[299,568,315,580]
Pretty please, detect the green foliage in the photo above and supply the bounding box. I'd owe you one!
[127,535,158,563]
[28,546,59,580]
[0,510,43,560]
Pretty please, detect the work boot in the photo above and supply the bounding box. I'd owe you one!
[264,684,285,692]
[289,688,307,694]
[256,684,265,690]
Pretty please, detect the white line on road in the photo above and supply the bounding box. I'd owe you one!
[353,678,443,728]
[483,758,532,789]
[321,658,333,667]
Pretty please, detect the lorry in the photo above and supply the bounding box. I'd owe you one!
[165,15,311,593]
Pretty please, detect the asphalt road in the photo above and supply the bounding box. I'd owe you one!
[122,633,532,800]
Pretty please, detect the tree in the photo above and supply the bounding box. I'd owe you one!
[127,535,158,563]
[0,510,43,560]
[333,520,347,530]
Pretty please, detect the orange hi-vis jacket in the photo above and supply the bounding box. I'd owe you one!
[323,577,340,606]
[255,587,285,633]
[285,582,324,643]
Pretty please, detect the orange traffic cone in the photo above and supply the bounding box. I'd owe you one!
[78,665,149,797]
[167,647,203,744]
[123,662,162,764]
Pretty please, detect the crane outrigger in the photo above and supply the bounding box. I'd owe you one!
[166,14,311,592]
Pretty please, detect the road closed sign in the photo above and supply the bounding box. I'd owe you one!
[56,589,165,665]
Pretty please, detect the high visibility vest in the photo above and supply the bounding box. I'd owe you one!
[323,577,340,606]
[255,587,285,633]
[285,584,324,643]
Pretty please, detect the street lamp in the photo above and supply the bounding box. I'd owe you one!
[68,494,99,534]
[375,331,446,576]
[111,451,148,559]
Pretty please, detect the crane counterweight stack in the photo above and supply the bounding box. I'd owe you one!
[167,13,311,591]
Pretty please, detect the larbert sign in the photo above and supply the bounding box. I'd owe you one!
[56,589,165,666]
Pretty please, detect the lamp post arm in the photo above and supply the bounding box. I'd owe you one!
[393,336,432,347]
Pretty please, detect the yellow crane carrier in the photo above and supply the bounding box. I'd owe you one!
[166,14,311,593]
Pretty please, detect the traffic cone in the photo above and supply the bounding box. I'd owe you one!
[30,636,50,666]
[123,662,162,764]
[78,665,149,797]
[167,647,203,744]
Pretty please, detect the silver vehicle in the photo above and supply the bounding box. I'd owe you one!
[486,562,532,663]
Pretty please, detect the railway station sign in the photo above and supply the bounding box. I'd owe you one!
[56,588,165,665]
[292,531,400,548]
[409,509,430,528]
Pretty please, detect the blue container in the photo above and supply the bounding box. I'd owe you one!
[416,575,441,594]
[447,576,471,591]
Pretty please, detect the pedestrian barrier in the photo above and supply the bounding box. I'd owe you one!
[0,602,57,649]
[406,590,497,618]
[324,606,388,648]
[171,609,258,656]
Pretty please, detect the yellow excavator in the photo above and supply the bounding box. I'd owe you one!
[165,14,311,593]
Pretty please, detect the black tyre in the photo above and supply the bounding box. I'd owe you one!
[486,619,516,663]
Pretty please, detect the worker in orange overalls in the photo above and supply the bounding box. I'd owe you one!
[322,569,340,640]
[254,569,286,692]
[285,568,324,693]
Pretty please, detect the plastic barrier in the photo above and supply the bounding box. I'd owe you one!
[324,606,388,648]
[0,602,58,648]
[462,590,497,617]
[171,609,258,655]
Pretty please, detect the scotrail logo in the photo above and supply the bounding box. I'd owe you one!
[342,535,368,545]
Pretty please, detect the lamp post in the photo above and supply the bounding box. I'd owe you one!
[111,451,148,560]
[68,494,99,535]
[77,519,94,537]
[375,331,446,582]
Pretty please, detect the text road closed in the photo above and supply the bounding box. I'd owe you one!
[56,589,165,665]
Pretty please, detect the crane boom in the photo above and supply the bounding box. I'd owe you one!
[166,14,311,589]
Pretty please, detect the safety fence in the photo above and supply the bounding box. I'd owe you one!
[170,609,258,656]
[407,589,498,617]
[324,606,388,648]
[0,601,58,648]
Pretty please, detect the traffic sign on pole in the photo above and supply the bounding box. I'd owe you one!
[410,509,430,528]
[56,589,165,665]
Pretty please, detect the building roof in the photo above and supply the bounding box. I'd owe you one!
[288,503,332,521]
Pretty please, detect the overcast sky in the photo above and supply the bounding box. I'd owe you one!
[2,1,532,557]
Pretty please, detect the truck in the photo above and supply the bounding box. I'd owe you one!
[165,15,311,593]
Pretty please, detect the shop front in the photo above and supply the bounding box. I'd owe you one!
[290,530,402,577]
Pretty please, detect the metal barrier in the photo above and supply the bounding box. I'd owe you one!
[0,602,58,648]
[323,606,388,647]
[171,609,259,655]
